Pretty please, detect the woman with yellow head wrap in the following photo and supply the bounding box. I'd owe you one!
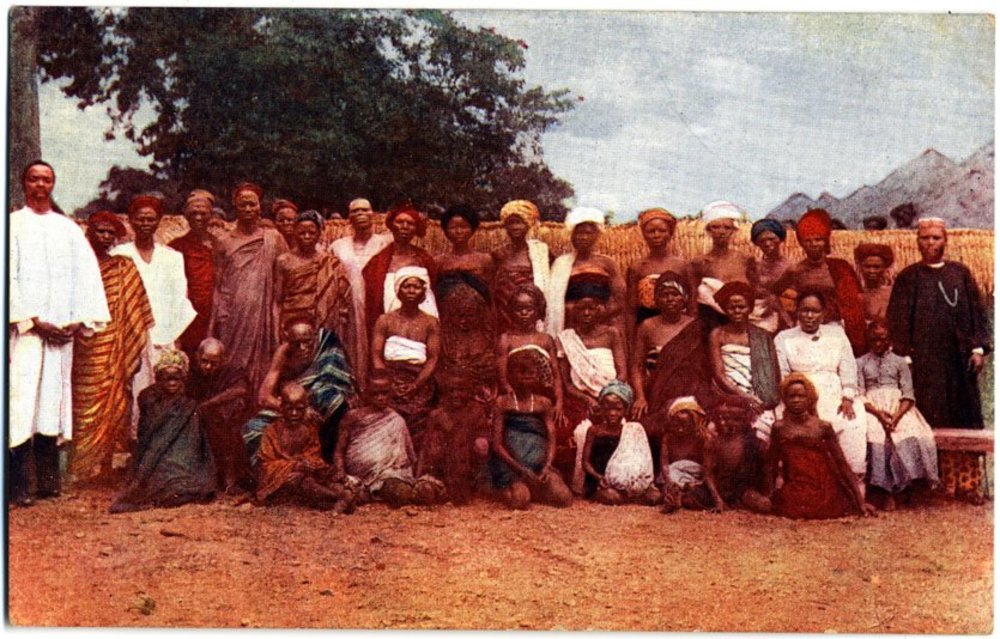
[492,199,551,333]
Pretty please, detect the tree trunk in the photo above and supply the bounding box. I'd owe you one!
[9,7,41,211]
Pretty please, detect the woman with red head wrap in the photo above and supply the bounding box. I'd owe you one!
[361,203,438,341]
[772,209,867,355]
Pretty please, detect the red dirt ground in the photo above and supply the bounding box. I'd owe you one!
[6,486,993,632]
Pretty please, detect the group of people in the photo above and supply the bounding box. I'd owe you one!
[9,161,991,519]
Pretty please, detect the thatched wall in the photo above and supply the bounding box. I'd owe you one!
[132,214,995,298]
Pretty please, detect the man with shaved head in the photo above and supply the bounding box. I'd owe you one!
[329,197,392,389]
[187,337,251,493]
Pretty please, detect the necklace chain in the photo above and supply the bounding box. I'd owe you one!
[938,281,959,308]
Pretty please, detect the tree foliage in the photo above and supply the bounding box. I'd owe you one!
[35,7,575,218]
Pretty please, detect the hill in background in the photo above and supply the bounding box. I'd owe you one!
[767,141,994,228]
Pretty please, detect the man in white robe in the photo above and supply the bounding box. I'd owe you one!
[110,195,197,431]
[329,198,391,387]
[9,161,110,505]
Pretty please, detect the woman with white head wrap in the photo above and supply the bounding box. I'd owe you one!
[371,266,441,430]
[689,200,765,332]
[546,206,626,336]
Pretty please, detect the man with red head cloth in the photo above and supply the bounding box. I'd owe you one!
[72,211,155,482]
[111,194,197,429]
[169,189,219,356]
[209,182,289,395]
[773,208,867,355]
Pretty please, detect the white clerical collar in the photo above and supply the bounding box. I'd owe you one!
[925,261,946,268]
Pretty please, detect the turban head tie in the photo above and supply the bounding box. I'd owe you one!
[185,189,216,208]
[272,198,299,215]
[714,281,756,310]
[155,349,190,377]
[500,200,540,226]
[751,218,786,243]
[796,209,833,240]
[598,380,635,408]
[232,181,264,203]
[386,204,428,238]
[853,242,894,267]
[296,209,324,229]
[701,200,745,224]
[655,270,688,298]
[638,207,677,232]
[128,195,163,217]
[668,396,705,419]
[88,210,127,238]
[393,266,431,297]
[565,206,606,231]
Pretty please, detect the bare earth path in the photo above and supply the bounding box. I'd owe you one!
[7,487,993,632]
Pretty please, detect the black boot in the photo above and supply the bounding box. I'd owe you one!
[8,441,33,507]
[34,435,61,499]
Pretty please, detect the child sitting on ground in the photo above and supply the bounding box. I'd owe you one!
[659,396,726,513]
[496,284,565,420]
[334,371,445,508]
[580,381,660,506]
[710,397,770,511]
[417,374,491,505]
[489,349,574,510]
[255,382,355,513]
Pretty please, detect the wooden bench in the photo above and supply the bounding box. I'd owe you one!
[933,428,994,453]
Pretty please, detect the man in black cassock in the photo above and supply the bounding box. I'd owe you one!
[886,217,990,502]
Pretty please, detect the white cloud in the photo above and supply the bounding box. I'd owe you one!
[37,11,994,221]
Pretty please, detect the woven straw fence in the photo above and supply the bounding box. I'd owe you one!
[136,214,994,298]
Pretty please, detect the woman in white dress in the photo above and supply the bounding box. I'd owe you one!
[774,290,868,495]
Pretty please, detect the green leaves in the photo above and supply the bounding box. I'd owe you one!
[35,8,574,218]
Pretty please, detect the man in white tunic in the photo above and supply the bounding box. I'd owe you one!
[328,198,391,388]
[9,161,110,505]
[110,195,197,430]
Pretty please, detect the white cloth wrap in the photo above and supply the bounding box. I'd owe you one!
[557,329,616,397]
[668,460,705,489]
[545,252,575,335]
[604,421,655,496]
[384,335,428,365]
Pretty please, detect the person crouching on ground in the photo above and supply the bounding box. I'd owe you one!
[110,350,217,513]
[580,380,660,506]
[659,396,726,513]
[489,349,574,510]
[417,375,492,505]
[254,382,355,513]
[333,371,445,508]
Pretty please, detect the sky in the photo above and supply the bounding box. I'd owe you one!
[37,11,994,221]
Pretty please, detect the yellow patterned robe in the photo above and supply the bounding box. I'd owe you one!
[71,256,155,478]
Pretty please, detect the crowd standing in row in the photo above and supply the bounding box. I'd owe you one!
[9,160,991,517]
